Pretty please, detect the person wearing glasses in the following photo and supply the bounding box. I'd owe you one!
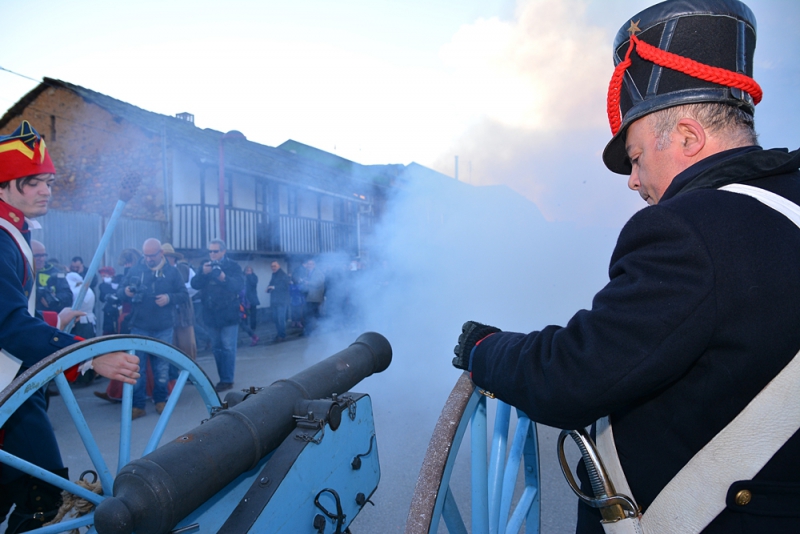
[118,238,188,419]
[191,239,244,392]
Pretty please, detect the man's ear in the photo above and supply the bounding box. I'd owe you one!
[675,118,706,158]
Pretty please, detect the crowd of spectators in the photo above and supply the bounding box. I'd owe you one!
[32,238,376,414]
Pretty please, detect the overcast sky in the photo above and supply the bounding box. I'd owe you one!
[2,0,798,229]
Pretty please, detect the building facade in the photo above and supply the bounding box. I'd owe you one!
[0,78,396,270]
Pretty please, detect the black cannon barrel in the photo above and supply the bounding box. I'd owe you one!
[94,332,391,534]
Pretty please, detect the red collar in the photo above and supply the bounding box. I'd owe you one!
[0,200,26,231]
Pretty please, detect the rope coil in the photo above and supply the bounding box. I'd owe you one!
[607,33,763,135]
[43,476,103,534]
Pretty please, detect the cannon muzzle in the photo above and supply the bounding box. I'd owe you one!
[94,332,391,534]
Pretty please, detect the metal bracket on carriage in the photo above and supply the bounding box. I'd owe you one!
[222,385,266,409]
[335,393,358,421]
[203,401,229,422]
[203,386,267,422]
[291,393,361,443]
[294,416,326,444]
[293,397,339,443]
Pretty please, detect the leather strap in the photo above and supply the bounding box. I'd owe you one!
[721,183,800,227]
[596,417,635,503]
[603,517,645,534]
[595,183,800,533]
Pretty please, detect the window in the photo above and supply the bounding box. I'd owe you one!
[255,180,270,213]
[225,172,233,207]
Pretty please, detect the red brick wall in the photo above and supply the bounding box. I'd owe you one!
[0,87,168,221]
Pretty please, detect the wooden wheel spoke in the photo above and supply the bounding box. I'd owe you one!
[407,373,541,534]
[0,335,221,534]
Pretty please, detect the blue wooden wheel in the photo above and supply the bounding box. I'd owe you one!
[0,335,221,534]
[406,372,541,534]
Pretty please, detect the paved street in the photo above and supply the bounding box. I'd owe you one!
[44,329,580,533]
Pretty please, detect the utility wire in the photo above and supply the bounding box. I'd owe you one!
[0,65,41,84]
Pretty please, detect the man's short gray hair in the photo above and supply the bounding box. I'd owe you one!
[209,239,227,251]
[649,102,758,151]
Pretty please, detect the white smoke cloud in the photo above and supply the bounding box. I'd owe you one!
[304,164,621,531]
[426,0,643,226]
[439,0,610,132]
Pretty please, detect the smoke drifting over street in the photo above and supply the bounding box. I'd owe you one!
[303,167,626,530]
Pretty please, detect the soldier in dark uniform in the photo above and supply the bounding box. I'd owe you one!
[453,1,800,532]
[0,121,140,531]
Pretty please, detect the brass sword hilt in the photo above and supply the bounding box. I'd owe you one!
[557,428,639,523]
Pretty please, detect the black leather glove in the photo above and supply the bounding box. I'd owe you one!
[452,321,500,370]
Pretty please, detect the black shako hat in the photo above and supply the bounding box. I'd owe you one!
[603,0,762,175]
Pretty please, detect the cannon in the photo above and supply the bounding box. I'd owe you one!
[0,331,549,534]
[0,332,391,534]
[96,331,391,534]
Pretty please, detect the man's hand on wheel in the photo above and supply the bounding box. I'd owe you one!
[452,321,500,371]
[93,353,141,385]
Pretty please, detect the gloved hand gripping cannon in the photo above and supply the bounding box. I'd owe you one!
[94,332,392,534]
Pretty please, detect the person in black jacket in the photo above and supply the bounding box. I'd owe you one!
[119,238,188,419]
[243,265,260,334]
[31,239,72,313]
[191,239,244,392]
[97,266,121,335]
[453,2,800,532]
[266,261,290,342]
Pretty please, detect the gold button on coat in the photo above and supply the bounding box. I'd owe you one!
[735,489,752,506]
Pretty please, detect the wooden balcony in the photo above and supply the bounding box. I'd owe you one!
[173,204,358,255]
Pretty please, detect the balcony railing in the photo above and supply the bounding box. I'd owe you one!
[174,204,358,255]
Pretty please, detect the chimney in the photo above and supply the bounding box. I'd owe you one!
[176,112,195,124]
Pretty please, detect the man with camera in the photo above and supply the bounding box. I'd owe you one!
[119,238,188,419]
[191,239,244,392]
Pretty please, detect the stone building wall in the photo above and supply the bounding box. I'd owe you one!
[0,86,168,222]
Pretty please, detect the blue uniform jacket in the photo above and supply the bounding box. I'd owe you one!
[0,201,78,483]
[471,147,800,533]
[0,206,77,368]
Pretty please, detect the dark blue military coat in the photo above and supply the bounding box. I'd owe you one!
[0,201,78,483]
[471,146,800,533]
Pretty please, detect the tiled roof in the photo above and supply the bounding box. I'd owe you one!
[1,78,395,199]
[0,78,502,202]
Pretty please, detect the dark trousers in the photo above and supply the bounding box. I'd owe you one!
[1,390,62,484]
[304,302,321,333]
[272,304,288,339]
[0,389,66,531]
[0,467,68,532]
[192,299,211,345]
[248,304,258,331]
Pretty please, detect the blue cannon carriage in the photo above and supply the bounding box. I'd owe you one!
[0,332,392,534]
[1,330,553,534]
